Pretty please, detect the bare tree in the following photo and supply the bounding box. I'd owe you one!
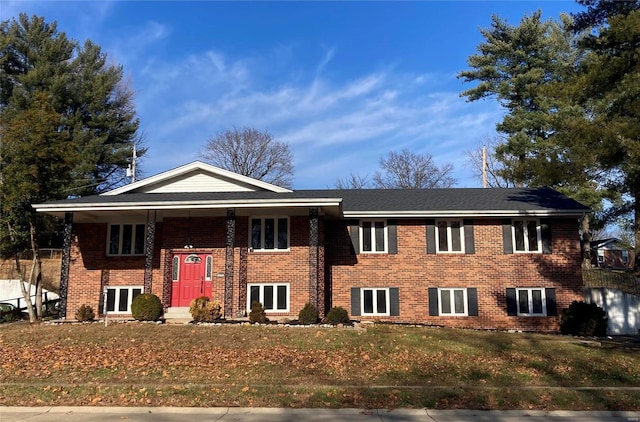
[464,135,519,188]
[372,149,456,189]
[200,127,294,188]
[334,173,371,189]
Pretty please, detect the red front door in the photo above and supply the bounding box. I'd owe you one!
[171,253,212,307]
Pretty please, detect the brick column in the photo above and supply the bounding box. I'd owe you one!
[309,208,319,310]
[58,212,73,319]
[224,208,235,317]
[143,210,156,293]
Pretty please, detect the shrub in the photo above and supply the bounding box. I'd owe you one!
[131,293,163,321]
[249,301,267,324]
[298,303,319,325]
[560,301,608,337]
[189,296,222,322]
[326,306,350,325]
[75,304,95,322]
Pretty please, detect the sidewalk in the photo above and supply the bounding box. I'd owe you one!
[1,407,638,422]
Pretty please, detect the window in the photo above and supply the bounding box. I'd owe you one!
[105,286,143,314]
[360,220,387,253]
[438,288,467,316]
[622,250,629,264]
[251,217,289,251]
[428,287,478,316]
[436,220,464,253]
[512,219,541,253]
[515,288,546,316]
[597,249,605,264]
[171,256,179,281]
[205,256,213,280]
[247,283,289,312]
[361,288,390,316]
[108,223,146,256]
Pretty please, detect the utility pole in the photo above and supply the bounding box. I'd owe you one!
[126,145,137,183]
[482,145,487,188]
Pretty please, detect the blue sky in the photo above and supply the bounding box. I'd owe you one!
[0,1,583,189]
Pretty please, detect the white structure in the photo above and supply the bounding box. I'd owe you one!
[585,287,640,335]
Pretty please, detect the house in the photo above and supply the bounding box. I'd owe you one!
[34,161,590,331]
[590,238,634,270]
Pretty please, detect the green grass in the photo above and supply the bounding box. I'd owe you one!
[0,322,638,409]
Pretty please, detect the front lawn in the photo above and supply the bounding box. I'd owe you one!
[1,322,638,409]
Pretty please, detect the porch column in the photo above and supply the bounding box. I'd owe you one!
[224,208,235,317]
[58,212,73,319]
[309,208,319,311]
[143,210,156,293]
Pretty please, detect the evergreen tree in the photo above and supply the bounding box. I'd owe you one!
[0,14,142,320]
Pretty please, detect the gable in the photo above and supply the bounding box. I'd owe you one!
[137,169,260,193]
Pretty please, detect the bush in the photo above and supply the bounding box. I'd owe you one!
[249,301,267,324]
[326,306,350,325]
[131,293,163,321]
[560,301,608,337]
[75,304,95,322]
[298,303,319,325]
[189,296,222,322]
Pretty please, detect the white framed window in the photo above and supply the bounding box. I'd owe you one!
[205,256,213,280]
[361,287,390,316]
[516,288,547,316]
[171,256,180,281]
[250,217,289,251]
[438,288,468,316]
[248,283,289,312]
[360,220,388,253]
[436,220,465,253]
[597,249,605,264]
[622,250,629,264]
[105,286,143,314]
[108,223,146,256]
[512,219,541,253]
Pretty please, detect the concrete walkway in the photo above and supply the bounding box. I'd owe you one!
[1,407,638,422]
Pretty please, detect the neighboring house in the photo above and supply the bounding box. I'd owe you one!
[590,238,634,270]
[34,161,590,331]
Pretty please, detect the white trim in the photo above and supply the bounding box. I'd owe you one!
[516,288,547,316]
[359,220,388,254]
[512,219,542,253]
[205,256,213,280]
[344,210,588,218]
[438,288,468,316]
[102,161,292,195]
[34,198,342,213]
[105,286,143,314]
[247,283,290,313]
[361,287,390,316]
[106,223,146,256]
[249,216,290,251]
[435,220,465,254]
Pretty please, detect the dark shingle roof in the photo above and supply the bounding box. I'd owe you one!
[40,187,589,215]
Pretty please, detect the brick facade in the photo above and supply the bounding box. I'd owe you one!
[66,214,582,331]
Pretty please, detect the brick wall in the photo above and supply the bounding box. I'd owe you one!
[67,216,583,331]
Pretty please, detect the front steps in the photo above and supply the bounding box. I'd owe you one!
[164,307,192,323]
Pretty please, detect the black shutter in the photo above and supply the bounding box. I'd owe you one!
[389,287,400,316]
[350,287,361,316]
[502,220,513,254]
[467,288,478,316]
[463,219,475,254]
[428,287,439,316]
[350,223,360,255]
[388,220,398,254]
[541,220,552,254]
[545,288,557,316]
[506,288,517,316]
[426,219,436,254]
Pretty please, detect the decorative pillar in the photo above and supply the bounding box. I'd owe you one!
[317,223,326,316]
[58,212,73,319]
[238,246,248,316]
[309,208,319,310]
[143,210,156,293]
[98,269,109,315]
[224,208,235,317]
[162,251,172,308]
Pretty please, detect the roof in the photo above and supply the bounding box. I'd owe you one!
[590,238,631,250]
[34,187,590,218]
